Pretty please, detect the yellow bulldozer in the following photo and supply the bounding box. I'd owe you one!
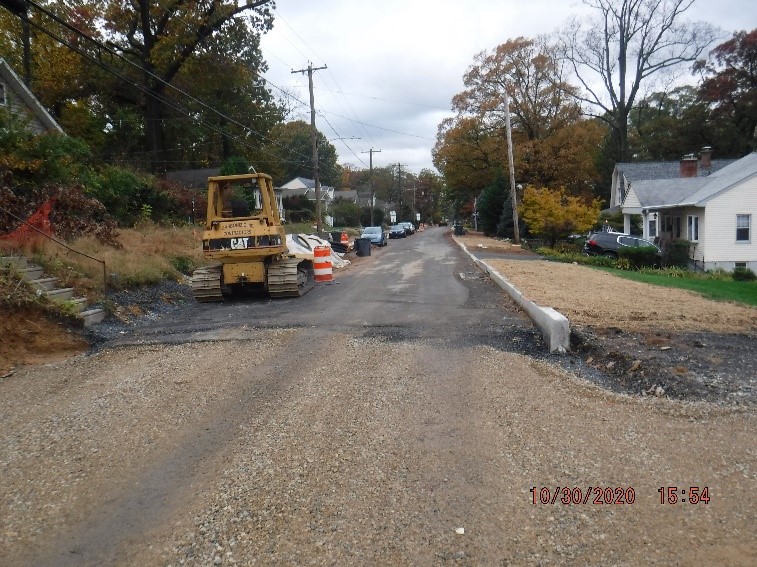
[191,172,315,301]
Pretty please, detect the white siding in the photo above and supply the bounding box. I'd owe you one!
[4,85,48,135]
[622,186,641,209]
[702,178,757,268]
[679,206,705,263]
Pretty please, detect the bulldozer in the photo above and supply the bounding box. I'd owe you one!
[191,172,315,301]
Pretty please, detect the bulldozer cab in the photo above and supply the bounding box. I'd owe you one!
[206,173,281,225]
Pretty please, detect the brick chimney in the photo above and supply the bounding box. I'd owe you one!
[680,153,698,178]
[699,146,713,169]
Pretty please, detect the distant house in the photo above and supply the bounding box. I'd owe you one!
[0,58,64,135]
[615,151,757,272]
[280,177,335,202]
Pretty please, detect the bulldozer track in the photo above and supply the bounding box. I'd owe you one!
[268,258,315,298]
[191,264,224,302]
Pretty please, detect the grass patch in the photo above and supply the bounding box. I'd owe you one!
[23,223,204,296]
[600,268,757,306]
[536,246,757,306]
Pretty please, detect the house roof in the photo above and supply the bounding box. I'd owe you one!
[281,187,309,198]
[685,151,757,205]
[0,58,64,134]
[280,177,316,190]
[614,158,736,181]
[280,177,335,200]
[629,152,757,209]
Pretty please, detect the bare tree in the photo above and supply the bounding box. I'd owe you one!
[559,0,719,161]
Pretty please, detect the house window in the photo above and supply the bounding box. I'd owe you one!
[687,215,699,242]
[0,82,5,106]
[648,214,657,239]
[735,262,746,269]
[736,214,751,242]
[673,217,682,238]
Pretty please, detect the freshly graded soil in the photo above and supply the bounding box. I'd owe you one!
[454,234,757,405]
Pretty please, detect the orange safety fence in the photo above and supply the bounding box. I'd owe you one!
[0,198,56,246]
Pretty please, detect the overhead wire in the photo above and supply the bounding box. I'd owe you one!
[23,0,313,166]
[265,9,377,164]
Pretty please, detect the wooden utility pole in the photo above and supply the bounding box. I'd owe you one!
[292,63,327,235]
[362,148,381,225]
[396,163,403,213]
[503,88,520,244]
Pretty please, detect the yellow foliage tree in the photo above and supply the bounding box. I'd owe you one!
[519,186,601,247]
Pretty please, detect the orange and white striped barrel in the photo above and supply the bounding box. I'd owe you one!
[313,246,333,282]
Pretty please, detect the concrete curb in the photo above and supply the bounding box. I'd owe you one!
[454,239,570,353]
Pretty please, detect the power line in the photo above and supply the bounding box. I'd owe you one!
[292,63,327,235]
[10,1,314,169]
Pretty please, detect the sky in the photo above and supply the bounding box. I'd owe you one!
[259,0,756,176]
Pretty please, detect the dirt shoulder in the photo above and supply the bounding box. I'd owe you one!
[0,306,88,376]
[485,257,756,334]
[454,233,757,405]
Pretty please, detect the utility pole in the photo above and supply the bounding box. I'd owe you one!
[396,163,403,218]
[503,87,521,244]
[292,62,327,235]
[362,148,381,225]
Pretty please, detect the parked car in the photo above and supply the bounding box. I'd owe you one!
[583,231,660,258]
[361,226,387,246]
[389,224,407,238]
[398,221,415,235]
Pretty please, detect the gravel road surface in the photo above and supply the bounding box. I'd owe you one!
[1,227,754,566]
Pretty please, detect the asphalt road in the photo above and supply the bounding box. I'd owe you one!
[108,226,538,350]
[2,227,754,566]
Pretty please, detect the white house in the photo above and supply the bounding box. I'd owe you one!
[280,177,335,202]
[610,148,736,234]
[0,58,64,135]
[619,152,757,272]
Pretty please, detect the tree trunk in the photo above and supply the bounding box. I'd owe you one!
[145,91,165,174]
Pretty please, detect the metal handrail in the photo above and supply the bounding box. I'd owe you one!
[0,205,107,289]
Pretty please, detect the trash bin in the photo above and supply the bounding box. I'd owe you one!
[454,223,464,236]
[355,237,371,257]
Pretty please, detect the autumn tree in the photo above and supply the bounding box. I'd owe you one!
[414,169,444,225]
[519,186,601,246]
[454,37,581,141]
[559,0,719,162]
[435,37,604,213]
[433,116,502,211]
[89,0,276,172]
[694,29,757,155]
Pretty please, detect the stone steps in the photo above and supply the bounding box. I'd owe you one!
[1,255,106,327]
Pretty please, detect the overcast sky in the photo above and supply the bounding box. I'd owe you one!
[259,0,756,176]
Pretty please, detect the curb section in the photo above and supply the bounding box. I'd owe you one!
[454,240,570,353]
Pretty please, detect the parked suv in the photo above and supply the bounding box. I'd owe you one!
[583,231,660,258]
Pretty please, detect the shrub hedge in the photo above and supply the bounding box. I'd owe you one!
[618,245,660,268]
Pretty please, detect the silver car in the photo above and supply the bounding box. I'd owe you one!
[361,226,387,246]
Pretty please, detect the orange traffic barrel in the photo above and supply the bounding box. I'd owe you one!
[313,246,333,282]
